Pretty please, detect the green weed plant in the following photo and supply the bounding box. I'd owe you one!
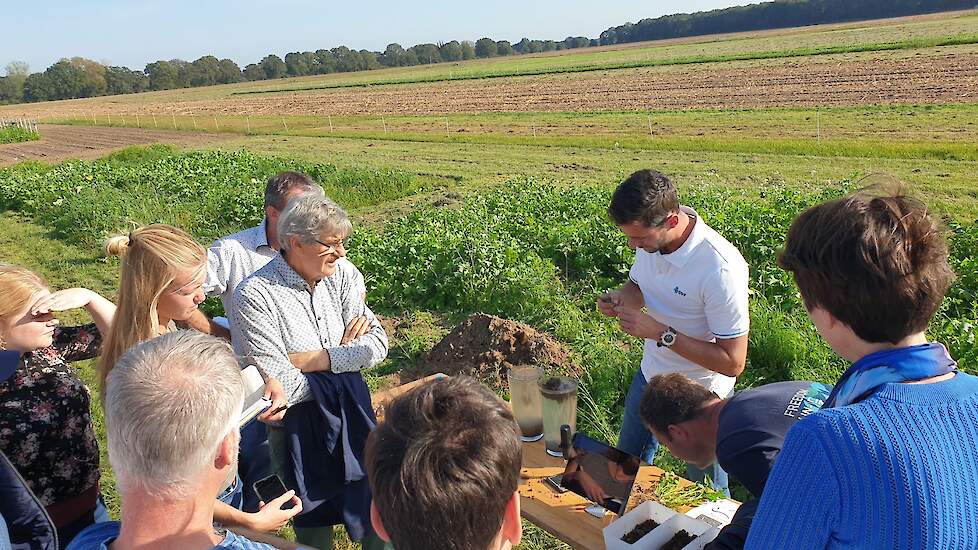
[0,126,39,144]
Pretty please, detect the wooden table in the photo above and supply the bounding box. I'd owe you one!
[372,375,687,550]
[518,439,674,550]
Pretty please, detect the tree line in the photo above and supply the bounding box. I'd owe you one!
[1,0,973,105]
[0,36,593,104]
[596,0,976,45]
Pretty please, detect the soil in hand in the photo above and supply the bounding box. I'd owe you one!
[621,519,660,544]
[659,530,696,550]
[406,313,572,390]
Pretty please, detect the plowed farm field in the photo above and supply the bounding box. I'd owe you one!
[6,48,978,122]
[0,125,231,166]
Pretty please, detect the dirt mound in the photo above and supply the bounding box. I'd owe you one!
[407,313,572,389]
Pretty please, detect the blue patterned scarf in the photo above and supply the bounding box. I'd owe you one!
[823,343,957,409]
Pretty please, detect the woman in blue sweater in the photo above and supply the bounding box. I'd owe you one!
[745,188,978,549]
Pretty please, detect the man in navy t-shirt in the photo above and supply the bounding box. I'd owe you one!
[639,373,830,548]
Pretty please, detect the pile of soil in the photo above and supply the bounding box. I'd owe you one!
[406,313,572,389]
[660,530,696,550]
[622,519,659,544]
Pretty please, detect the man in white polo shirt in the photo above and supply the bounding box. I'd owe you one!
[597,169,749,495]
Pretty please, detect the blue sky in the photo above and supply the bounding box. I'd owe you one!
[4,0,747,73]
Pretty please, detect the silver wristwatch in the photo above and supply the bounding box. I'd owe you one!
[657,326,678,348]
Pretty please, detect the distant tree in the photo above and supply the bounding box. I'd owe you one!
[475,38,498,58]
[439,41,464,62]
[412,43,441,64]
[359,50,382,70]
[460,41,476,60]
[0,77,9,103]
[105,66,148,94]
[69,57,107,96]
[514,38,532,54]
[191,55,222,86]
[541,40,557,52]
[216,58,243,83]
[563,36,590,49]
[40,59,88,99]
[5,61,28,78]
[145,60,180,90]
[0,61,29,103]
[285,51,313,76]
[314,49,337,73]
[171,59,194,88]
[243,63,265,80]
[22,72,53,102]
[381,43,407,67]
[331,47,357,72]
[402,48,420,66]
[260,54,287,79]
[496,40,514,56]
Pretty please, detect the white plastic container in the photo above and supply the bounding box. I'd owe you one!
[681,526,721,550]
[632,513,715,550]
[603,500,677,550]
[684,498,741,529]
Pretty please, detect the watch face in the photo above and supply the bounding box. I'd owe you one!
[662,331,676,346]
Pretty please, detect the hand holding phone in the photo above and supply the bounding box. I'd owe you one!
[253,474,296,510]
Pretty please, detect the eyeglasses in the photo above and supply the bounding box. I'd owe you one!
[314,238,347,255]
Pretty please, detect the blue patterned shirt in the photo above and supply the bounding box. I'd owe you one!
[66,521,284,549]
[230,254,388,405]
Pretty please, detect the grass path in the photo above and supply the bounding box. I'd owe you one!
[216,134,978,220]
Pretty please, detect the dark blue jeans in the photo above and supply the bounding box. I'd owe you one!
[617,369,730,496]
[238,419,274,512]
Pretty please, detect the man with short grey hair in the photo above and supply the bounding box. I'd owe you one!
[66,331,302,550]
[232,192,388,550]
[184,171,365,516]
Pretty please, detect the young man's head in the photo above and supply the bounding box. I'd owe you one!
[777,188,954,359]
[365,376,523,550]
[608,169,682,253]
[105,331,244,502]
[639,374,721,469]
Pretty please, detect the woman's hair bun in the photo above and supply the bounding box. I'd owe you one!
[104,234,132,257]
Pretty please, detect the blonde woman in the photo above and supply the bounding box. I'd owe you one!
[98,224,210,389]
[0,265,115,548]
[98,224,296,533]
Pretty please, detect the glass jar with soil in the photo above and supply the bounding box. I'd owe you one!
[539,376,578,457]
[508,366,544,442]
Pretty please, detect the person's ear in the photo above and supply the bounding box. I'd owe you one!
[666,213,680,229]
[287,235,302,252]
[370,502,391,543]
[265,205,280,222]
[214,432,236,469]
[667,423,686,443]
[500,490,522,547]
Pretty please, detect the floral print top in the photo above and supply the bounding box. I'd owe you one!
[0,324,101,507]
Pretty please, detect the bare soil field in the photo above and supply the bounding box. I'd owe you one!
[203,52,978,115]
[0,125,231,166]
[6,49,977,122]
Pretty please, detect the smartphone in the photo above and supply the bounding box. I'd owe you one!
[252,474,294,509]
[544,474,568,493]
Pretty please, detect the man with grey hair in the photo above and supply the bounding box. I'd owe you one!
[231,192,388,550]
[184,171,366,517]
[66,331,302,550]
